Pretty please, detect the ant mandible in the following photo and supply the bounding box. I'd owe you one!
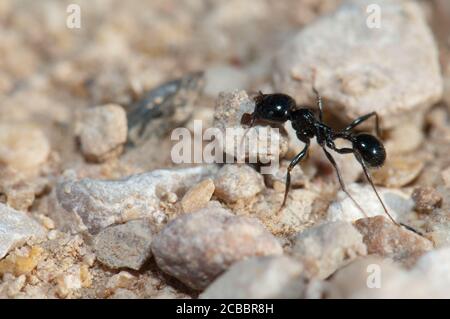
[241,82,422,235]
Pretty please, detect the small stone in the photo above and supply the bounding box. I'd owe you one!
[181,179,215,213]
[354,216,433,261]
[0,203,46,259]
[326,183,413,223]
[412,187,442,214]
[291,221,367,279]
[5,182,35,211]
[56,265,91,298]
[106,271,135,293]
[371,156,424,188]
[201,256,306,299]
[213,90,288,164]
[77,104,127,162]
[273,0,442,128]
[324,256,409,298]
[384,122,424,155]
[0,123,50,173]
[327,249,450,298]
[56,165,217,234]
[93,219,154,270]
[0,246,43,276]
[214,164,264,203]
[151,207,283,290]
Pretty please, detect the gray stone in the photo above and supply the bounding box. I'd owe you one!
[273,0,442,128]
[56,165,218,234]
[151,207,283,290]
[200,255,307,299]
[0,203,46,259]
[94,219,154,270]
[292,221,367,279]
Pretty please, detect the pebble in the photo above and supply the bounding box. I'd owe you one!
[326,248,450,298]
[213,90,288,164]
[77,104,127,162]
[151,207,283,290]
[213,164,265,203]
[0,246,43,276]
[181,179,215,213]
[0,123,50,173]
[0,203,46,259]
[412,187,442,214]
[354,216,433,261]
[273,0,442,128]
[326,183,413,223]
[371,155,424,188]
[4,182,35,211]
[105,271,135,293]
[93,219,154,270]
[291,221,367,279]
[56,165,218,234]
[200,256,306,299]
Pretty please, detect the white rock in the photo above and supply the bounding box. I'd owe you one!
[292,221,367,279]
[201,256,306,299]
[326,183,413,223]
[0,203,46,259]
[0,123,50,173]
[56,165,218,234]
[273,0,442,128]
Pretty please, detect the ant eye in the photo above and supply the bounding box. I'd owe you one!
[353,134,386,167]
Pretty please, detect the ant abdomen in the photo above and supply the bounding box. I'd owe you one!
[352,133,386,168]
[253,93,295,124]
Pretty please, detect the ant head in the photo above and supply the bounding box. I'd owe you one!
[352,133,386,167]
[253,92,295,124]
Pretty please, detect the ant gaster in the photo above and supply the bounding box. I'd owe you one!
[241,86,422,235]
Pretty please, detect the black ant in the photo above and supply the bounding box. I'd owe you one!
[241,86,423,236]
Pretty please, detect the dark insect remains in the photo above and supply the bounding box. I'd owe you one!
[241,86,422,235]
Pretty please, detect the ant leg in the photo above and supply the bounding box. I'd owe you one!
[313,86,323,122]
[353,152,399,226]
[310,69,323,122]
[344,112,381,137]
[322,147,369,218]
[239,113,256,150]
[281,141,310,208]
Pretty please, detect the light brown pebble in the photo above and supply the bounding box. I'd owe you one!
[354,216,433,262]
[412,187,442,214]
[371,155,424,188]
[181,178,215,213]
[0,123,50,173]
[78,104,127,163]
[214,164,265,203]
